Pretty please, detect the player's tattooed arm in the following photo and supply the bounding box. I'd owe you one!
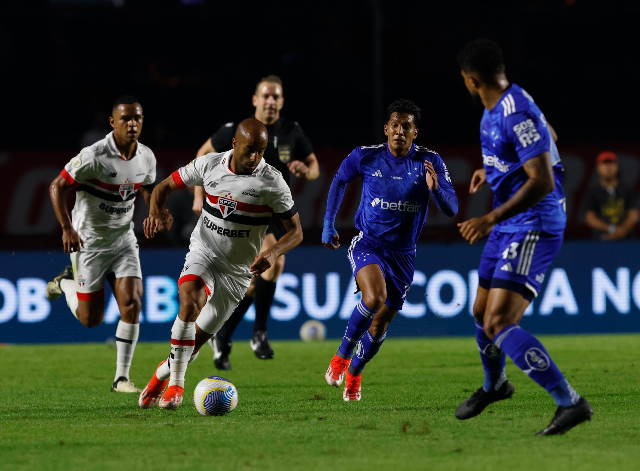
[458,152,554,244]
[144,175,179,239]
[250,213,303,275]
[50,175,84,253]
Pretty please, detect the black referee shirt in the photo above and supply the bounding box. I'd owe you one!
[210,117,314,187]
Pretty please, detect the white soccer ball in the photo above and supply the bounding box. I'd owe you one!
[299,320,326,341]
[193,376,238,416]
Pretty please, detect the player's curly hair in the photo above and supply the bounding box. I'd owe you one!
[386,99,421,126]
[458,39,505,84]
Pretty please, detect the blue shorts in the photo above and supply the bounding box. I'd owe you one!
[347,232,415,310]
[478,229,563,301]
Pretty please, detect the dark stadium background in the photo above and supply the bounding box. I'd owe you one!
[1,0,639,248]
[0,0,639,342]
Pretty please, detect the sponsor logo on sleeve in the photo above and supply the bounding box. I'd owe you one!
[513,119,542,148]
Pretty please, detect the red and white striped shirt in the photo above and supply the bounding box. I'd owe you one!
[60,132,156,250]
[173,150,296,277]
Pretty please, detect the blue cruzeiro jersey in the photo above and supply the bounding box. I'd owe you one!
[481,83,566,234]
[324,143,458,249]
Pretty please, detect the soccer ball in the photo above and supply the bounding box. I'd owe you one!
[299,320,326,341]
[193,376,238,416]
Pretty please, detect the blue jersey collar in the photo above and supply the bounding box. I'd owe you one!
[385,142,415,162]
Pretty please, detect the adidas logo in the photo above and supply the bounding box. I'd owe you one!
[500,263,513,272]
[372,170,382,177]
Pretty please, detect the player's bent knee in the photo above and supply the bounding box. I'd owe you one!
[120,296,142,322]
[482,313,510,340]
[362,291,387,312]
[179,299,202,323]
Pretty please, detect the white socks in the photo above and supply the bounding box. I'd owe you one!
[60,279,78,319]
[169,318,196,387]
[156,351,199,382]
[114,320,140,382]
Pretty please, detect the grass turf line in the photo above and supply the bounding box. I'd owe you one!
[1,335,639,471]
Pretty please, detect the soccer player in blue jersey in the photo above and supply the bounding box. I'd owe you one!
[456,40,592,435]
[321,100,458,401]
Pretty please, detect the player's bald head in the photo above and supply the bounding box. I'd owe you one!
[235,118,268,145]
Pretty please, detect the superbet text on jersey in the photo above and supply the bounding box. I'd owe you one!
[171,150,297,278]
[60,132,157,250]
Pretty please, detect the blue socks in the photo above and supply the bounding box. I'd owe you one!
[338,301,378,358]
[495,324,580,407]
[349,331,387,375]
[475,322,507,392]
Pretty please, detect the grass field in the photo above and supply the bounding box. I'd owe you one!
[1,335,639,471]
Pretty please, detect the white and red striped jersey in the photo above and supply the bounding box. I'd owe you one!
[60,132,156,250]
[172,150,296,277]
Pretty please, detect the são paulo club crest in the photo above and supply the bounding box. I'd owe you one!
[119,179,134,200]
[77,274,86,287]
[215,193,238,218]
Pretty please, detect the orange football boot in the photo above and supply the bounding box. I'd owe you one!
[343,370,362,402]
[325,354,351,387]
[158,385,184,410]
[138,361,169,409]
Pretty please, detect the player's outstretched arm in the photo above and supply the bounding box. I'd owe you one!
[144,175,180,239]
[458,152,555,244]
[49,175,84,253]
[250,214,303,276]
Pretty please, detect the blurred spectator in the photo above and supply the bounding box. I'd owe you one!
[584,151,640,240]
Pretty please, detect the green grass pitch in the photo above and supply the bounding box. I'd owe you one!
[1,334,639,470]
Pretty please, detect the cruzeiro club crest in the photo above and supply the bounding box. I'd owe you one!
[119,178,134,200]
[524,347,550,371]
[215,192,238,218]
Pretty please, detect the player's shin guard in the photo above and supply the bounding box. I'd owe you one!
[60,279,79,319]
[168,318,196,388]
[495,324,580,407]
[476,322,507,392]
[115,320,139,382]
[349,330,386,375]
[337,301,378,358]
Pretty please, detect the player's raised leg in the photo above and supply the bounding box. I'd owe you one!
[326,263,385,397]
[109,275,143,393]
[455,284,515,419]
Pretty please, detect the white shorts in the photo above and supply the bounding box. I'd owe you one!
[178,250,251,335]
[70,243,142,301]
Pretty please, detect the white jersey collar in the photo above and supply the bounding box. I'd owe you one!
[222,149,267,175]
[106,131,141,160]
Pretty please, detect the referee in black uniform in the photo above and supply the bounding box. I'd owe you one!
[192,75,319,370]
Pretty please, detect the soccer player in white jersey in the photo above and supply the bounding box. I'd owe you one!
[138,118,302,410]
[46,96,173,393]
